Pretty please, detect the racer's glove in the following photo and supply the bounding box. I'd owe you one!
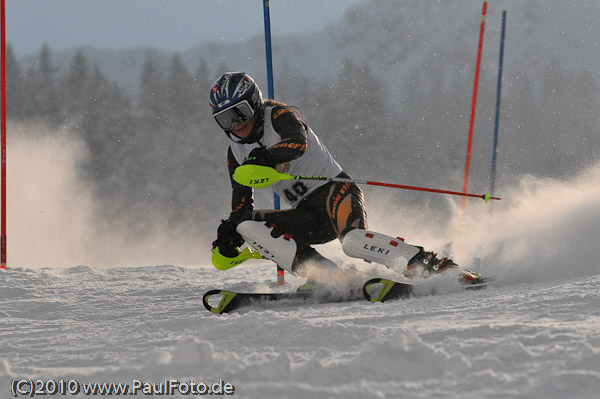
[243,147,276,168]
[212,219,245,258]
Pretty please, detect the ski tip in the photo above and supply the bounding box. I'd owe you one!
[203,290,238,314]
[363,278,383,303]
[363,278,412,303]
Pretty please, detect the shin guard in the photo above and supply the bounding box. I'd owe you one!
[342,229,421,267]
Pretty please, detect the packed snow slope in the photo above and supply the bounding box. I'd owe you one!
[1,163,600,399]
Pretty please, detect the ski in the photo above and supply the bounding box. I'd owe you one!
[203,276,489,314]
[203,282,368,314]
[362,277,488,303]
[203,288,316,314]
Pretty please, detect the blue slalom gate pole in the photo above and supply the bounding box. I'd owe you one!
[262,1,277,208]
[490,10,506,196]
[263,0,275,101]
[263,0,284,284]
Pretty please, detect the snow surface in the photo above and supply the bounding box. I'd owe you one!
[2,163,600,399]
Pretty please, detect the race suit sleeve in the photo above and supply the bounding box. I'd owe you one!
[266,106,308,164]
[227,146,254,224]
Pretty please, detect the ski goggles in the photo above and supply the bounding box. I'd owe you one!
[213,100,255,130]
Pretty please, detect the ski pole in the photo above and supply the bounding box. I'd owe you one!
[233,165,501,203]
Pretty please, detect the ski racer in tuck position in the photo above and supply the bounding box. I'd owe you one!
[209,72,480,287]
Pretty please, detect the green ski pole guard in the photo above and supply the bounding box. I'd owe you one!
[233,165,291,188]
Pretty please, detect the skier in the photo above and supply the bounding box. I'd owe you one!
[209,72,473,286]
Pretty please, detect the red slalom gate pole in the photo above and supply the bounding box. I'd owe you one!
[461,1,487,211]
[1,0,6,270]
[262,0,284,285]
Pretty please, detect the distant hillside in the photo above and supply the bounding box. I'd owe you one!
[23,0,600,98]
[13,0,600,233]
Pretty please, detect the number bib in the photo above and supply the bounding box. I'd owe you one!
[230,106,343,208]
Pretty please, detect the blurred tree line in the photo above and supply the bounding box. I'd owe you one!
[5,44,399,232]
[6,42,600,233]
[6,43,225,231]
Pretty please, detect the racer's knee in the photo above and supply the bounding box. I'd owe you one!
[236,220,334,276]
[236,220,296,272]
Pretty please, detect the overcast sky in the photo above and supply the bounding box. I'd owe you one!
[7,0,365,56]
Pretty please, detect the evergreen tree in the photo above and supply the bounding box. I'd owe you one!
[5,44,26,119]
[326,58,389,174]
[81,63,135,182]
[63,50,90,118]
[191,57,212,126]
[137,53,167,130]
[26,43,62,125]
[166,52,195,129]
